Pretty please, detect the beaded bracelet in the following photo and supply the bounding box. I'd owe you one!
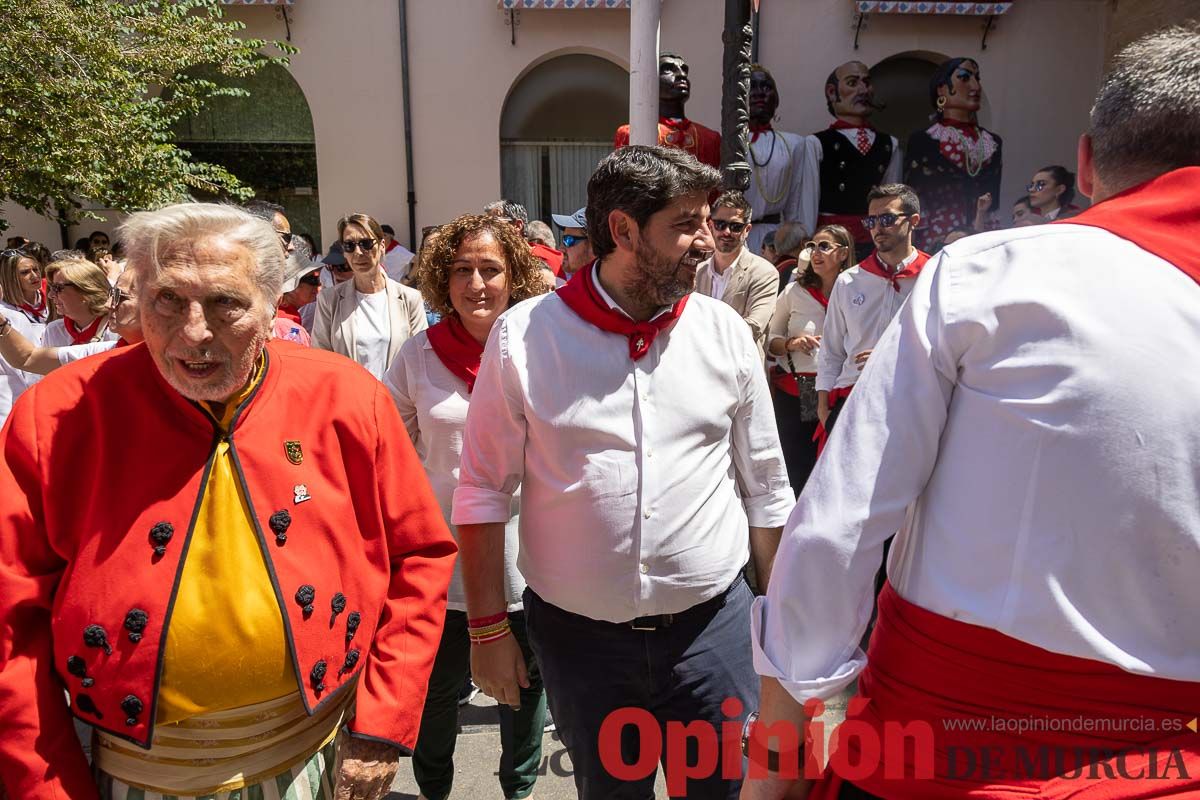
[468,616,512,645]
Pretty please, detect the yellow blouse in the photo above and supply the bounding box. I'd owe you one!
[156,359,298,724]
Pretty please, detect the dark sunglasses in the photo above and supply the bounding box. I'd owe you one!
[341,238,377,254]
[804,241,846,255]
[562,234,588,248]
[299,275,321,287]
[1,248,24,258]
[47,281,76,295]
[711,219,748,234]
[861,212,910,230]
[1026,180,1051,193]
[110,288,133,307]
[275,230,294,245]
[327,263,353,274]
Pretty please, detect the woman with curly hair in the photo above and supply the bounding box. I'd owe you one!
[384,214,550,800]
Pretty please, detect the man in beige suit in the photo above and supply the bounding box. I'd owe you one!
[695,190,780,358]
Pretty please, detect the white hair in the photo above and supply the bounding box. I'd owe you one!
[118,202,284,306]
[1090,24,1200,188]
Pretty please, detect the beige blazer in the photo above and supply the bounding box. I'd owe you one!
[311,277,428,373]
[695,248,780,357]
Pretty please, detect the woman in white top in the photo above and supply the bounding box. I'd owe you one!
[767,224,853,494]
[385,214,550,800]
[41,258,118,348]
[0,248,50,326]
[311,213,426,379]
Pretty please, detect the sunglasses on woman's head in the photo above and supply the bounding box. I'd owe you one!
[341,238,377,254]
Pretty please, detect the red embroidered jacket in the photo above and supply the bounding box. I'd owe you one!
[0,340,457,799]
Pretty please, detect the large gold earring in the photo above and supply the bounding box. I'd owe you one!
[936,95,947,111]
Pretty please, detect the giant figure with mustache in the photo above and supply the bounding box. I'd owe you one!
[744,64,819,255]
[812,61,904,262]
[903,57,1003,251]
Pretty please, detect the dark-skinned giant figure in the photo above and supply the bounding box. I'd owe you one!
[615,53,722,169]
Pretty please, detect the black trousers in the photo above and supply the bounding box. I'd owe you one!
[772,386,819,497]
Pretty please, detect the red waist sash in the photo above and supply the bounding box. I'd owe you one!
[808,582,1200,799]
[812,384,853,455]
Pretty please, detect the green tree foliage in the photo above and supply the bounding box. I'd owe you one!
[0,0,296,232]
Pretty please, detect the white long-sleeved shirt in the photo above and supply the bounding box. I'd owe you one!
[752,224,1200,703]
[41,318,117,349]
[452,265,794,622]
[384,331,525,613]
[746,131,819,254]
[0,310,42,427]
[768,282,826,374]
[815,250,920,392]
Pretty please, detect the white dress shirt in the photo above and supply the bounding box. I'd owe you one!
[753,224,1200,704]
[708,260,732,300]
[453,264,794,622]
[816,249,921,392]
[383,244,416,283]
[41,319,117,349]
[0,310,42,428]
[767,282,826,374]
[746,130,819,254]
[810,128,904,185]
[352,290,392,380]
[384,331,525,613]
[56,339,118,366]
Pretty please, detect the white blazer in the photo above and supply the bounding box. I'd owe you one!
[311,277,427,373]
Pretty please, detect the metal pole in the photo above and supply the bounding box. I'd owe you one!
[720,0,752,190]
[398,0,418,251]
[629,0,661,146]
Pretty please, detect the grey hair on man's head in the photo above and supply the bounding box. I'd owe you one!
[1090,24,1200,190]
[586,145,722,260]
[118,203,285,308]
[774,222,809,257]
[483,200,529,224]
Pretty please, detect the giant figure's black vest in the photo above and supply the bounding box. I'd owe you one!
[814,128,894,215]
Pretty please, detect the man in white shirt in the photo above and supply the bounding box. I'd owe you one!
[455,146,792,799]
[551,207,594,281]
[742,26,1200,800]
[815,183,928,438]
[695,191,780,360]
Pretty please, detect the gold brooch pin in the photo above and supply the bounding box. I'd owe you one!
[285,440,303,465]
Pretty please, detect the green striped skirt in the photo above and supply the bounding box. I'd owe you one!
[96,735,338,800]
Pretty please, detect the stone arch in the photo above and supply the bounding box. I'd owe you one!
[173,63,323,248]
[499,52,628,224]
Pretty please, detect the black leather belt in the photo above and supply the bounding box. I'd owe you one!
[758,213,782,225]
[625,575,743,631]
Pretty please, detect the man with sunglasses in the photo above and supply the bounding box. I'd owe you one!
[551,207,594,282]
[815,183,928,442]
[696,191,780,359]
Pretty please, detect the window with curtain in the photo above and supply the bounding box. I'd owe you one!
[500,142,612,223]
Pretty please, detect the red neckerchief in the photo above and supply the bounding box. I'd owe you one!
[750,122,772,143]
[659,116,691,131]
[859,250,931,292]
[556,261,689,360]
[64,316,105,345]
[426,314,485,394]
[385,240,402,253]
[804,286,829,309]
[938,116,980,139]
[829,119,874,155]
[828,119,872,131]
[1056,167,1200,287]
[115,338,130,348]
[18,291,46,320]
[276,304,303,324]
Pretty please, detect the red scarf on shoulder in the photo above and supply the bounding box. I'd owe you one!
[858,250,931,292]
[426,315,484,394]
[64,316,105,345]
[556,261,688,361]
[1058,166,1200,286]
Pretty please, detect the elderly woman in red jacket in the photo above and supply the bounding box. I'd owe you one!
[0,203,456,800]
